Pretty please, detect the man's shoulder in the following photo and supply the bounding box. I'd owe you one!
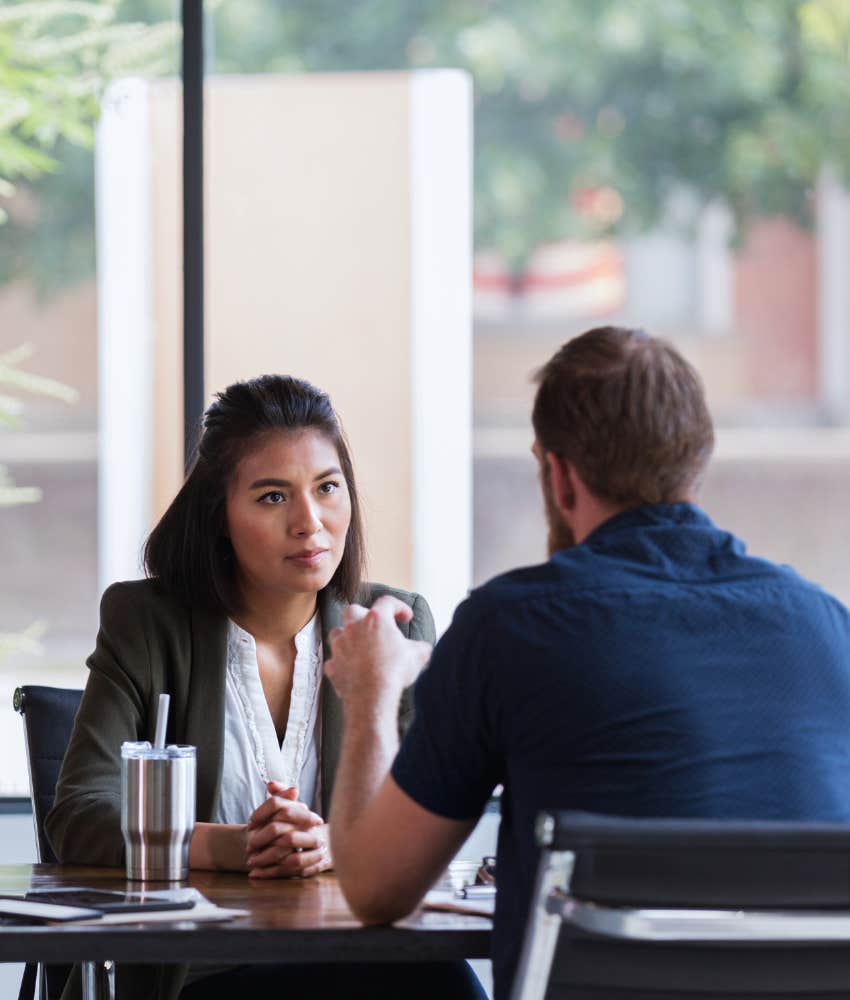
[466,555,595,610]
[442,562,569,639]
[752,559,850,620]
[456,539,850,625]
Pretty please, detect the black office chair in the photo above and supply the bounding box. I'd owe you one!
[14,685,83,865]
[512,810,850,1000]
[13,685,92,1000]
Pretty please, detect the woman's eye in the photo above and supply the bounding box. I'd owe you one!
[259,491,285,504]
[318,480,340,495]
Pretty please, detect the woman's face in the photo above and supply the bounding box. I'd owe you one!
[225,429,352,603]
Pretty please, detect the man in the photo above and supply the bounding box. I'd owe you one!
[324,326,850,1000]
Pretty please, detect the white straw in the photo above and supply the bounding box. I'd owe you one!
[153,693,170,749]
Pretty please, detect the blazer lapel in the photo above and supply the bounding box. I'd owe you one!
[183,603,229,822]
[318,588,345,815]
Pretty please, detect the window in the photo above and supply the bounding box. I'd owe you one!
[208,1,850,600]
[3,0,850,799]
[0,1,179,796]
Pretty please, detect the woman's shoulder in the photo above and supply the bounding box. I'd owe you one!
[99,578,193,630]
[359,581,422,608]
[359,583,435,642]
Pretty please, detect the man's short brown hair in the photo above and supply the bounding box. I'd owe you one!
[532,326,715,506]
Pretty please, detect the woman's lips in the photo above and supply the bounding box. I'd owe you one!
[286,549,328,568]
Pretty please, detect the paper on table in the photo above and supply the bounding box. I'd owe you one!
[422,889,495,918]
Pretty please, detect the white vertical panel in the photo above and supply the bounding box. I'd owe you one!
[623,233,694,330]
[96,79,154,590]
[817,167,850,424]
[696,199,734,336]
[133,73,472,624]
[409,70,473,635]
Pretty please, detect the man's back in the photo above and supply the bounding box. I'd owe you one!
[392,503,850,998]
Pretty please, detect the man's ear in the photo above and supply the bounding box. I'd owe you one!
[545,451,577,514]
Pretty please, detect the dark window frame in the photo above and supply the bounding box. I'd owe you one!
[182,0,206,468]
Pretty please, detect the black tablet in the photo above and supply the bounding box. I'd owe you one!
[24,888,196,914]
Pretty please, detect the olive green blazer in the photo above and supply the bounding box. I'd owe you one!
[46,577,435,1000]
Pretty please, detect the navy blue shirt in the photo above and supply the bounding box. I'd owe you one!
[391,504,850,999]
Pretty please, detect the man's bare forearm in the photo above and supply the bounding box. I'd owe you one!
[329,689,471,924]
[330,694,400,845]
[324,598,436,921]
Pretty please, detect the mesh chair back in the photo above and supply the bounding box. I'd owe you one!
[13,685,83,863]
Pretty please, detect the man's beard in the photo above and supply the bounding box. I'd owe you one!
[542,470,575,557]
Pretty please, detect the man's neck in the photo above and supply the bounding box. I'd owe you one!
[571,499,631,545]
[573,494,698,545]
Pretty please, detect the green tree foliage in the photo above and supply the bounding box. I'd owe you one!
[0,0,171,518]
[0,0,178,290]
[0,341,79,512]
[210,0,850,267]
[3,0,850,284]
[0,2,176,661]
[0,342,78,429]
[0,0,177,188]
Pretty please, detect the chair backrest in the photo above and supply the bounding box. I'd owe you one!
[13,685,83,864]
[512,810,850,1000]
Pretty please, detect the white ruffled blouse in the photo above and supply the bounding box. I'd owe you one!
[213,612,324,823]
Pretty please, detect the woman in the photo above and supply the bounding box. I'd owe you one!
[46,376,485,1000]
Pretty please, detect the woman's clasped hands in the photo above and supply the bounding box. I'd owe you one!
[245,781,332,879]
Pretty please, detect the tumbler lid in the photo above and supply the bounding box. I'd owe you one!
[121,741,196,759]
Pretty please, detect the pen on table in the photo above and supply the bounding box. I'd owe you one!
[454,885,497,899]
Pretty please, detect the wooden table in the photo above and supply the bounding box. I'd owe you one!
[0,864,491,997]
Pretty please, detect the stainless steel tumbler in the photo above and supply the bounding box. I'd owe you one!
[121,741,196,881]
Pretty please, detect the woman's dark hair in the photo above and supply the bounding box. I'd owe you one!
[144,375,365,613]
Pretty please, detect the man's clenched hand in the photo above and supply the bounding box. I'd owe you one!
[325,596,432,708]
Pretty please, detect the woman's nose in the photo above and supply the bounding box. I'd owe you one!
[290,494,322,536]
